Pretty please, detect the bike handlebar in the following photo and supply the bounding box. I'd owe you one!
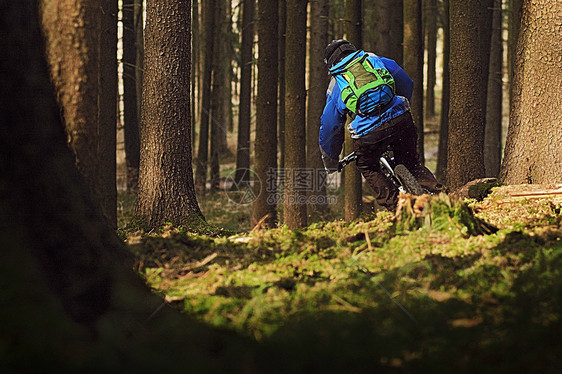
[338,152,357,172]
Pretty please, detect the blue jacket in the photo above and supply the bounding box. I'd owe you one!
[319,50,413,172]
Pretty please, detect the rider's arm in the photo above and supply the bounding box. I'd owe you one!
[320,78,347,173]
[380,57,414,101]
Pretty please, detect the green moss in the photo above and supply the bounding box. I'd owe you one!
[116,191,562,370]
[468,180,499,201]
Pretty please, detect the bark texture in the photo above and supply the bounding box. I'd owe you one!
[446,0,493,190]
[123,0,141,191]
[15,0,116,329]
[484,0,504,177]
[210,0,226,192]
[136,0,204,228]
[403,0,425,164]
[2,3,254,369]
[134,0,144,121]
[251,0,279,227]
[195,0,216,195]
[306,0,330,217]
[344,0,363,220]
[278,0,287,170]
[366,0,403,64]
[507,0,523,100]
[425,0,437,118]
[41,1,100,207]
[235,0,255,184]
[98,0,118,226]
[500,0,562,184]
[42,0,117,227]
[435,0,450,183]
[283,0,308,229]
[191,0,199,143]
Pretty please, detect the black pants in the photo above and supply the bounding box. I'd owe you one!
[353,112,442,211]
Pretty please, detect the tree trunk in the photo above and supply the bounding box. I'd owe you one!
[123,0,140,192]
[446,0,493,190]
[435,0,450,183]
[484,0,503,177]
[192,0,199,148]
[403,0,425,164]
[329,0,346,39]
[507,0,523,103]
[195,0,216,195]
[251,0,279,227]
[282,0,307,229]
[235,0,255,184]
[210,0,226,193]
[344,0,363,220]
[216,0,230,155]
[42,0,120,225]
[307,0,330,217]
[366,0,403,64]
[134,0,144,124]
[136,0,204,229]
[98,0,118,227]
[14,1,116,330]
[500,0,562,184]
[2,4,254,368]
[223,0,234,137]
[278,0,287,171]
[424,0,437,119]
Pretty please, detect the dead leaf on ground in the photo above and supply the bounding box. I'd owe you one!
[449,317,483,328]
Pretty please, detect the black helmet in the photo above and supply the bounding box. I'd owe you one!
[324,39,357,67]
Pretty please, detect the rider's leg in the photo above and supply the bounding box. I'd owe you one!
[353,139,400,211]
[392,113,444,193]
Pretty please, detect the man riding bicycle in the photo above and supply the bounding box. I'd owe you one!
[319,39,442,211]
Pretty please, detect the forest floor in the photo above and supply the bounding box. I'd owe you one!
[119,184,562,372]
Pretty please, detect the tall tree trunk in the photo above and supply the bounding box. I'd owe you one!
[235,0,255,184]
[500,0,562,184]
[223,0,234,137]
[8,0,121,334]
[283,0,307,229]
[424,0,437,119]
[210,0,226,193]
[329,0,346,39]
[278,0,287,171]
[2,4,254,368]
[98,0,118,227]
[134,0,144,123]
[42,0,120,224]
[307,0,330,217]
[344,0,362,220]
[251,0,279,227]
[123,0,140,192]
[195,0,216,195]
[403,0,425,164]
[507,0,523,103]
[435,0,450,183]
[446,0,493,190]
[368,0,404,64]
[484,0,503,177]
[136,0,204,229]
[216,0,230,156]
[192,0,199,148]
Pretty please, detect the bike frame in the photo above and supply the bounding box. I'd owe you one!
[377,150,407,193]
[338,149,414,194]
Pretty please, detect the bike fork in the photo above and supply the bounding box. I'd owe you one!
[379,155,407,194]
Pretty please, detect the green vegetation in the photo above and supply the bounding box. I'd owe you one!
[120,188,562,372]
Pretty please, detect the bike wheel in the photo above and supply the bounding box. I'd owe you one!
[394,164,424,195]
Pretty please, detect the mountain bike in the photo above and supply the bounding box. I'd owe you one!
[338,146,425,195]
